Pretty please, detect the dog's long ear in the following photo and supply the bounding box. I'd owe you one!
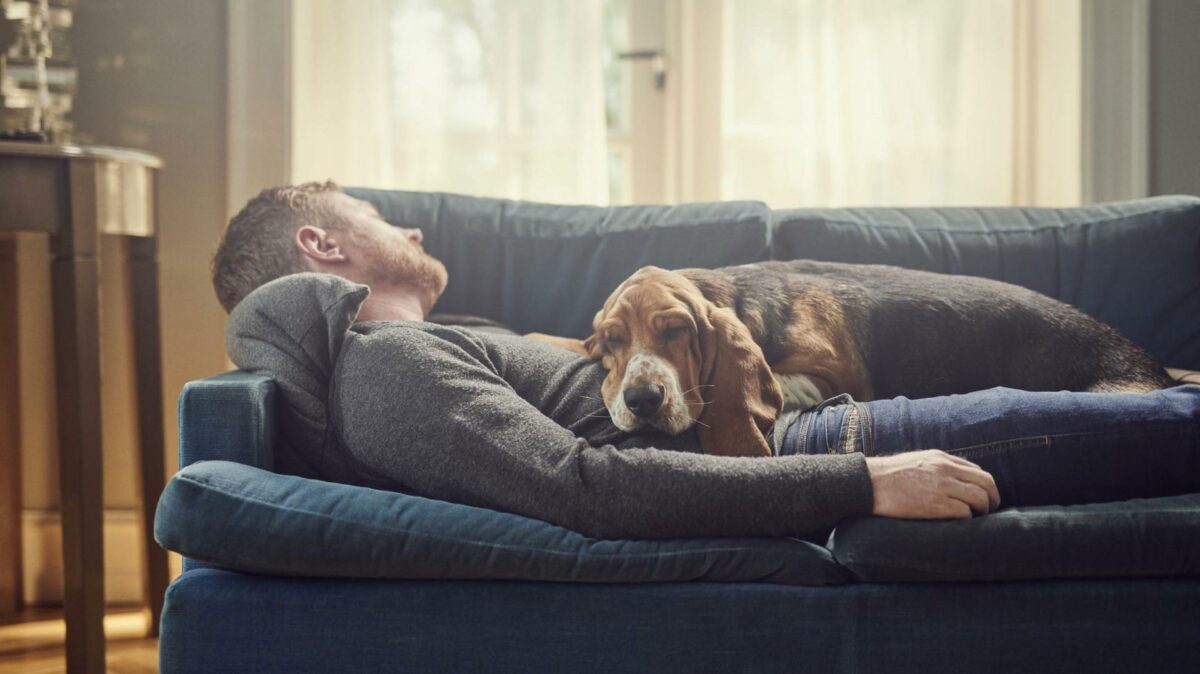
[582,306,606,361]
[696,304,783,457]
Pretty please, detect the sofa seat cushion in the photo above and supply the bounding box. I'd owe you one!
[155,460,850,585]
[830,493,1200,582]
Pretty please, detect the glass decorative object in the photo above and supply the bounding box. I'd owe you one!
[0,0,76,141]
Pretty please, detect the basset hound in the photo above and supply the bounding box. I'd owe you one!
[578,261,1174,458]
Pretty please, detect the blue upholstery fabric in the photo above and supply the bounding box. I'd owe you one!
[177,372,279,573]
[155,460,848,585]
[830,494,1200,582]
[770,196,1200,369]
[160,567,1200,674]
[346,188,771,337]
[177,371,277,470]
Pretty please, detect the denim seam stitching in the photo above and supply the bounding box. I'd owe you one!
[796,411,813,455]
[859,402,875,456]
[823,407,838,455]
[1043,424,1194,440]
[948,436,1050,461]
[840,407,861,455]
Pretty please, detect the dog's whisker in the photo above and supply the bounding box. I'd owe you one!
[689,416,711,429]
[681,385,715,396]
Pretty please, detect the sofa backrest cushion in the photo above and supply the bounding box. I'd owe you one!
[770,196,1200,369]
[156,460,851,586]
[346,188,771,337]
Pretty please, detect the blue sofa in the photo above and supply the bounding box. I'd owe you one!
[156,192,1200,673]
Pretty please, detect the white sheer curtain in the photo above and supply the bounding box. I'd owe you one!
[291,0,608,205]
[717,0,1029,207]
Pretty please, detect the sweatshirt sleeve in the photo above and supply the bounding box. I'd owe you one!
[333,326,875,539]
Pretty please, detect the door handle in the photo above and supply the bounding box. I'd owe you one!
[617,49,669,90]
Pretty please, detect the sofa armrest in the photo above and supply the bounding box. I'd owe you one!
[178,371,277,470]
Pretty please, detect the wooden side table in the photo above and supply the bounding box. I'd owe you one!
[0,141,169,673]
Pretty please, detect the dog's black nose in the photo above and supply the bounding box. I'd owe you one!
[624,384,665,419]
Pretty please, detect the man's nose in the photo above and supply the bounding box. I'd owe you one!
[401,227,423,244]
[624,384,665,419]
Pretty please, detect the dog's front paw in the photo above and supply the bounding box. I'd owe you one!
[775,373,826,412]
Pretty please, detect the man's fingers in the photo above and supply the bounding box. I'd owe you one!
[936,498,973,520]
[983,474,1000,511]
[866,451,1001,521]
[937,451,979,468]
[946,479,992,515]
[943,459,1001,512]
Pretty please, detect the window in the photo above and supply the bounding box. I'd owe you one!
[286,0,1085,208]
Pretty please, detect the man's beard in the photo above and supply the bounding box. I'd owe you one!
[357,231,449,312]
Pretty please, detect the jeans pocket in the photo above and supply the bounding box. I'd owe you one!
[948,435,1050,461]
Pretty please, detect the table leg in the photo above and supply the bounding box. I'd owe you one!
[0,238,22,620]
[127,236,169,636]
[52,161,105,673]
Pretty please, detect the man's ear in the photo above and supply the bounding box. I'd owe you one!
[696,304,782,457]
[295,225,348,265]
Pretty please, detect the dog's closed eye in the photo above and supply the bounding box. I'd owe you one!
[661,326,688,341]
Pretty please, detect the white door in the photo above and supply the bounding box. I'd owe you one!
[605,0,722,205]
[605,0,1085,208]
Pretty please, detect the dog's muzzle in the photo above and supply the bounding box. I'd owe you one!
[623,383,665,419]
[608,353,692,434]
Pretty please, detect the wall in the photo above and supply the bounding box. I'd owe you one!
[16,0,229,603]
[1148,0,1200,196]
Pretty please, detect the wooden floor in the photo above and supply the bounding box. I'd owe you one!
[0,607,157,673]
[0,638,158,674]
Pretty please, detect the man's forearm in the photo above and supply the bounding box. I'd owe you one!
[562,446,876,539]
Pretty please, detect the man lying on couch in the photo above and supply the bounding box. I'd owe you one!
[209,181,1200,539]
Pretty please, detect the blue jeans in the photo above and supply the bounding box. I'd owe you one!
[780,386,1200,507]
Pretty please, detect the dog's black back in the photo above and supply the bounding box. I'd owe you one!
[688,260,1173,399]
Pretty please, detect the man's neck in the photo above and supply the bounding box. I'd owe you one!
[356,287,428,322]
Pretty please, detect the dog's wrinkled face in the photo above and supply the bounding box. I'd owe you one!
[584,267,709,434]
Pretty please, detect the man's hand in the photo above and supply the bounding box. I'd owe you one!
[866,450,1000,519]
